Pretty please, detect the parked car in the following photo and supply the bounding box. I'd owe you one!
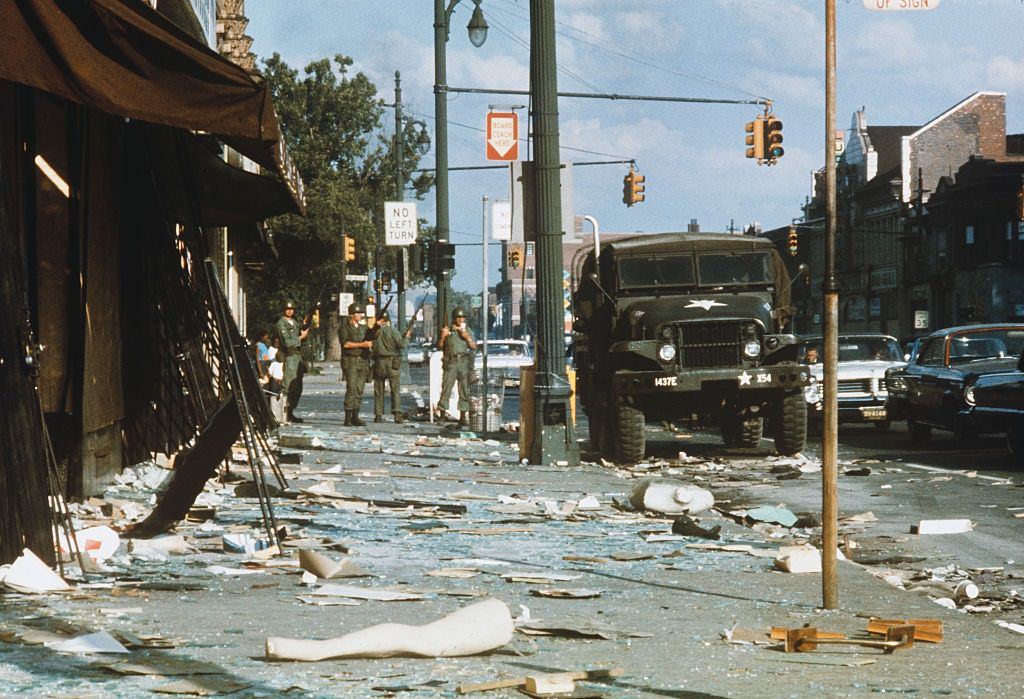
[900,333,931,363]
[885,324,1024,445]
[474,340,533,388]
[799,334,906,428]
[962,347,1024,462]
[406,343,428,366]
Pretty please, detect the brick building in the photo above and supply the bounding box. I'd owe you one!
[790,92,1024,338]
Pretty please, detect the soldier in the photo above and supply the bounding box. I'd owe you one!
[371,311,414,423]
[437,307,477,427]
[340,302,372,426]
[275,300,309,423]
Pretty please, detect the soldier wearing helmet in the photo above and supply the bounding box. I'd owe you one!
[371,311,414,423]
[275,299,309,423]
[339,302,372,426]
[437,307,477,426]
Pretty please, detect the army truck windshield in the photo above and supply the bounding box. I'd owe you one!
[617,251,773,291]
[573,233,809,462]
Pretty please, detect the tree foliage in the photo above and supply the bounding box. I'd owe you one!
[247,53,433,335]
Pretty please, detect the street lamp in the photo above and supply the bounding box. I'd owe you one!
[434,0,488,339]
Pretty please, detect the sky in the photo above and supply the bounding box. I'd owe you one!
[245,0,1024,293]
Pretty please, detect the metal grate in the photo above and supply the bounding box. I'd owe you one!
[676,321,743,368]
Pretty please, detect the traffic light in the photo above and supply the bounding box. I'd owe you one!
[427,241,455,275]
[763,116,784,164]
[788,225,798,256]
[343,234,356,262]
[745,115,765,161]
[622,167,645,207]
[508,247,522,269]
[380,271,392,292]
[410,241,425,274]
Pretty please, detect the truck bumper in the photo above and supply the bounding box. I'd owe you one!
[612,364,809,396]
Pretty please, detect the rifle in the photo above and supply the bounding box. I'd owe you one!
[365,296,395,343]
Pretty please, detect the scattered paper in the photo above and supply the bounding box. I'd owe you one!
[298,550,371,579]
[912,519,974,535]
[0,548,72,594]
[305,584,423,601]
[529,588,603,599]
[49,631,129,654]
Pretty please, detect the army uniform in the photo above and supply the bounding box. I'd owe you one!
[340,303,370,426]
[371,314,409,422]
[275,302,306,422]
[438,308,475,425]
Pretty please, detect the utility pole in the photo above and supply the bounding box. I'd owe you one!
[394,71,407,336]
[528,0,579,466]
[822,0,839,610]
[481,195,490,434]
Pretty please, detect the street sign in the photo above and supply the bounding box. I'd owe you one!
[384,201,418,246]
[338,292,354,315]
[863,0,940,9]
[486,112,519,161]
[346,274,368,282]
[492,199,511,240]
[914,310,929,330]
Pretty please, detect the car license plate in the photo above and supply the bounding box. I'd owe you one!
[860,406,887,420]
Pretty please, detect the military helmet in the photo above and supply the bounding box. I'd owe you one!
[348,302,365,315]
[378,311,391,321]
[452,307,468,319]
[284,299,296,310]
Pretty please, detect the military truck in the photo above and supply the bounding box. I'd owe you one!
[572,232,809,462]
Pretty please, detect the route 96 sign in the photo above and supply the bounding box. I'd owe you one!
[384,201,418,246]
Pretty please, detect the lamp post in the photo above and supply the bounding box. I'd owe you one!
[528,0,579,466]
[434,0,488,339]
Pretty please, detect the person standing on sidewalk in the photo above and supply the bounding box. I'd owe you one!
[340,302,372,426]
[437,307,477,427]
[275,300,309,423]
[371,311,413,423]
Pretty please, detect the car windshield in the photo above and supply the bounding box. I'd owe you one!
[696,251,772,286]
[948,329,1024,363]
[617,254,695,289]
[801,336,902,363]
[484,342,530,357]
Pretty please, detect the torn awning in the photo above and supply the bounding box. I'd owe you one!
[0,0,304,216]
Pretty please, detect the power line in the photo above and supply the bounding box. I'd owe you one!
[487,0,766,101]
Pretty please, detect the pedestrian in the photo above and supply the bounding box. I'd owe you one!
[371,311,413,423]
[275,300,309,423]
[340,302,372,426]
[437,307,477,427]
[255,330,272,382]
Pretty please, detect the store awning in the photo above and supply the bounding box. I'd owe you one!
[0,0,304,216]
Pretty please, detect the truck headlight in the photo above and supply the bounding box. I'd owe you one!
[742,340,761,358]
[886,375,907,393]
[658,343,677,363]
[964,384,976,406]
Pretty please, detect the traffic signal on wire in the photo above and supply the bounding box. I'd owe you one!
[788,225,798,256]
[343,234,356,262]
[745,116,765,161]
[622,167,645,207]
[764,115,784,164]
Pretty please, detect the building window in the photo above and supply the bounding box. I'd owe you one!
[525,266,535,280]
[965,225,974,245]
[1008,221,1014,241]
[525,242,534,256]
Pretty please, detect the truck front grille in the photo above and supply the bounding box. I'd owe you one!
[675,321,743,369]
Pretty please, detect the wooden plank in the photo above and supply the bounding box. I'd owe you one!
[457,668,622,695]
[867,618,943,643]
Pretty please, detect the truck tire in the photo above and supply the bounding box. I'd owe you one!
[615,401,646,463]
[774,390,807,456]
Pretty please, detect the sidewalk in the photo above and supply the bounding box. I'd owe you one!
[1,368,1022,697]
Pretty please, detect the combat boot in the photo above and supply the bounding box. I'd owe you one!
[393,413,404,424]
[351,413,366,427]
[373,415,383,423]
[458,411,469,428]
[343,410,352,426]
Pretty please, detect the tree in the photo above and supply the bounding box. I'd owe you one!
[247,53,433,335]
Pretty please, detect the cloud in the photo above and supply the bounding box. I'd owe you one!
[560,117,685,162]
[745,69,823,107]
[987,56,1024,92]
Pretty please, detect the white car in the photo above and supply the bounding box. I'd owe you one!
[406,343,427,366]
[800,334,907,428]
[474,340,533,388]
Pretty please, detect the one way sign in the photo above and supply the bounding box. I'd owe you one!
[486,112,518,161]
